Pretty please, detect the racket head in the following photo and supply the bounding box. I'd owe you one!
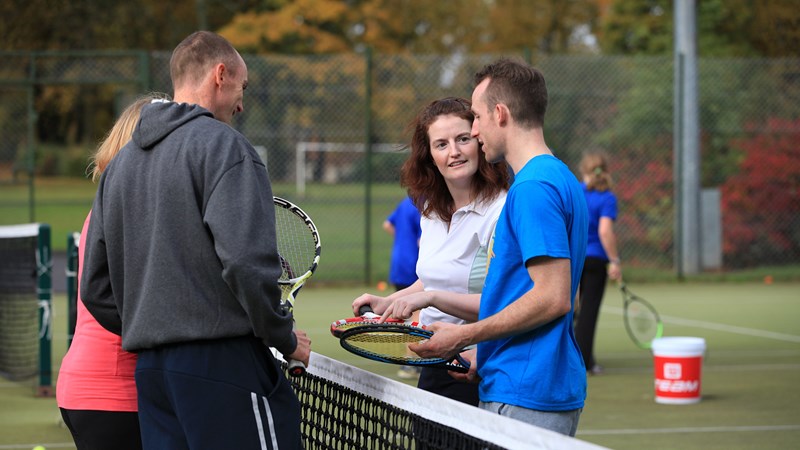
[621,284,663,349]
[273,196,321,306]
[273,197,320,377]
[330,315,418,338]
[339,324,470,373]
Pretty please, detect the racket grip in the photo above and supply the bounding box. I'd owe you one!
[287,321,306,376]
[358,305,374,316]
[288,358,306,376]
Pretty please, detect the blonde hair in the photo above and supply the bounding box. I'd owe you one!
[579,152,613,192]
[89,93,170,182]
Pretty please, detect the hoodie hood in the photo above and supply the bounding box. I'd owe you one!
[133,102,214,150]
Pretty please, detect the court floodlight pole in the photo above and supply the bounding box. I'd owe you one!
[27,56,36,222]
[363,46,374,285]
[674,0,701,276]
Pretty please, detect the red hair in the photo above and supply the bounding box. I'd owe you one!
[400,97,509,223]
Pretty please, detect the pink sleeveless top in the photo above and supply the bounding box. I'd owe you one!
[56,213,138,411]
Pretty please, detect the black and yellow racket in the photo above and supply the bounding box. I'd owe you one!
[274,196,321,376]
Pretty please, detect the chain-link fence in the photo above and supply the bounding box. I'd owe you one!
[1,51,798,283]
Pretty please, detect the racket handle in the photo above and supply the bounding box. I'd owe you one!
[358,305,374,316]
[288,358,306,376]
[287,321,306,376]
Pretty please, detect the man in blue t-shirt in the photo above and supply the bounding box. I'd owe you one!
[384,196,422,291]
[410,58,588,437]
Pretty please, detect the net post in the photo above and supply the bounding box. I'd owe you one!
[36,223,53,397]
[66,232,80,349]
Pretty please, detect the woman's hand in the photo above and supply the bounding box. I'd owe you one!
[352,293,390,316]
[381,291,433,321]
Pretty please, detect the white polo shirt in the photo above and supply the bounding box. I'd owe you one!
[417,192,507,326]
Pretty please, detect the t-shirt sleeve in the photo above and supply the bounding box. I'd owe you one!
[509,180,571,265]
[600,192,618,221]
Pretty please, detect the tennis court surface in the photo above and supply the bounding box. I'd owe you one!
[1,282,798,449]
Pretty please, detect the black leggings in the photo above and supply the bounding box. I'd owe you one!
[574,257,609,369]
[60,408,142,450]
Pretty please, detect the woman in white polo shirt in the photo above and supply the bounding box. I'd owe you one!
[353,97,509,405]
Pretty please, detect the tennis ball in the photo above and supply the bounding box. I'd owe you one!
[32,446,46,450]
[377,281,388,291]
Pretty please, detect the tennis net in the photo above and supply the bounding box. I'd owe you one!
[0,224,42,380]
[282,352,604,450]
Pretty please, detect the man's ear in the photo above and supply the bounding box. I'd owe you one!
[495,103,510,126]
[213,63,226,87]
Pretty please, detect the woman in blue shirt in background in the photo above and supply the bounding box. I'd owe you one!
[574,152,622,375]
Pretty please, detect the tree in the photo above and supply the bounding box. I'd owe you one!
[721,118,800,268]
[219,0,600,55]
[598,0,800,57]
[0,0,259,51]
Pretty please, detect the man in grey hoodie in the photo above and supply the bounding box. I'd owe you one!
[81,31,310,449]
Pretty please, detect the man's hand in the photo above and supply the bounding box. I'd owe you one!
[408,322,471,362]
[448,347,480,383]
[409,322,479,383]
[287,329,312,367]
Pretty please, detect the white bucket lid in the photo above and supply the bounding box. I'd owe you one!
[652,337,706,356]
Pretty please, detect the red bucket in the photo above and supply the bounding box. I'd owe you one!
[652,337,706,404]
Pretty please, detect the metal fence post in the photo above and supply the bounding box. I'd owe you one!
[364,47,374,286]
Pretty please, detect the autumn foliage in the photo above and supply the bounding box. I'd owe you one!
[721,118,800,268]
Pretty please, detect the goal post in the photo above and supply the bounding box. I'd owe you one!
[295,142,405,196]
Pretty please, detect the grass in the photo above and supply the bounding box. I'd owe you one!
[1,281,798,449]
[0,177,408,284]
[3,177,799,285]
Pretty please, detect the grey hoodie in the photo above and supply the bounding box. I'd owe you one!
[81,101,296,356]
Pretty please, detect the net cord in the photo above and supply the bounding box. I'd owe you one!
[288,351,604,450]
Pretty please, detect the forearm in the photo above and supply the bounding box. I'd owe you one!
[387,279,424,301]
[463,288,567,344]
[598,218,620,262]
[428,292,480,322]
[462,258,572,344]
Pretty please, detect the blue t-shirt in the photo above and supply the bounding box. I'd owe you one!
[387,197,422,286]
[582,183,618,260]
[478,155,588,411]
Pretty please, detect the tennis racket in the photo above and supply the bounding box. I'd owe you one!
[620,282,663,349]
[274,196,321,376]
[337,307,471,373]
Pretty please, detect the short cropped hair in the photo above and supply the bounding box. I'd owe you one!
[474,58,548,128]
[170,31,241,90]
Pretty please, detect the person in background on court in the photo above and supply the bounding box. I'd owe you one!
[409,58,588,436]
[574,152,622,376]
[384,196,422,292]
[57,93,167,450]
[353,97,509,406]
[81,31,310,450]
[383,195,423,379]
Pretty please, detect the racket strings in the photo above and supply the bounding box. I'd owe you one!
[625,299,660,347]
[274,208,317,283]
[344,333,428,362]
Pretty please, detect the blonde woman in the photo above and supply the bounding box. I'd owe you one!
[574,152,622,375]
[57,93,168,450]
